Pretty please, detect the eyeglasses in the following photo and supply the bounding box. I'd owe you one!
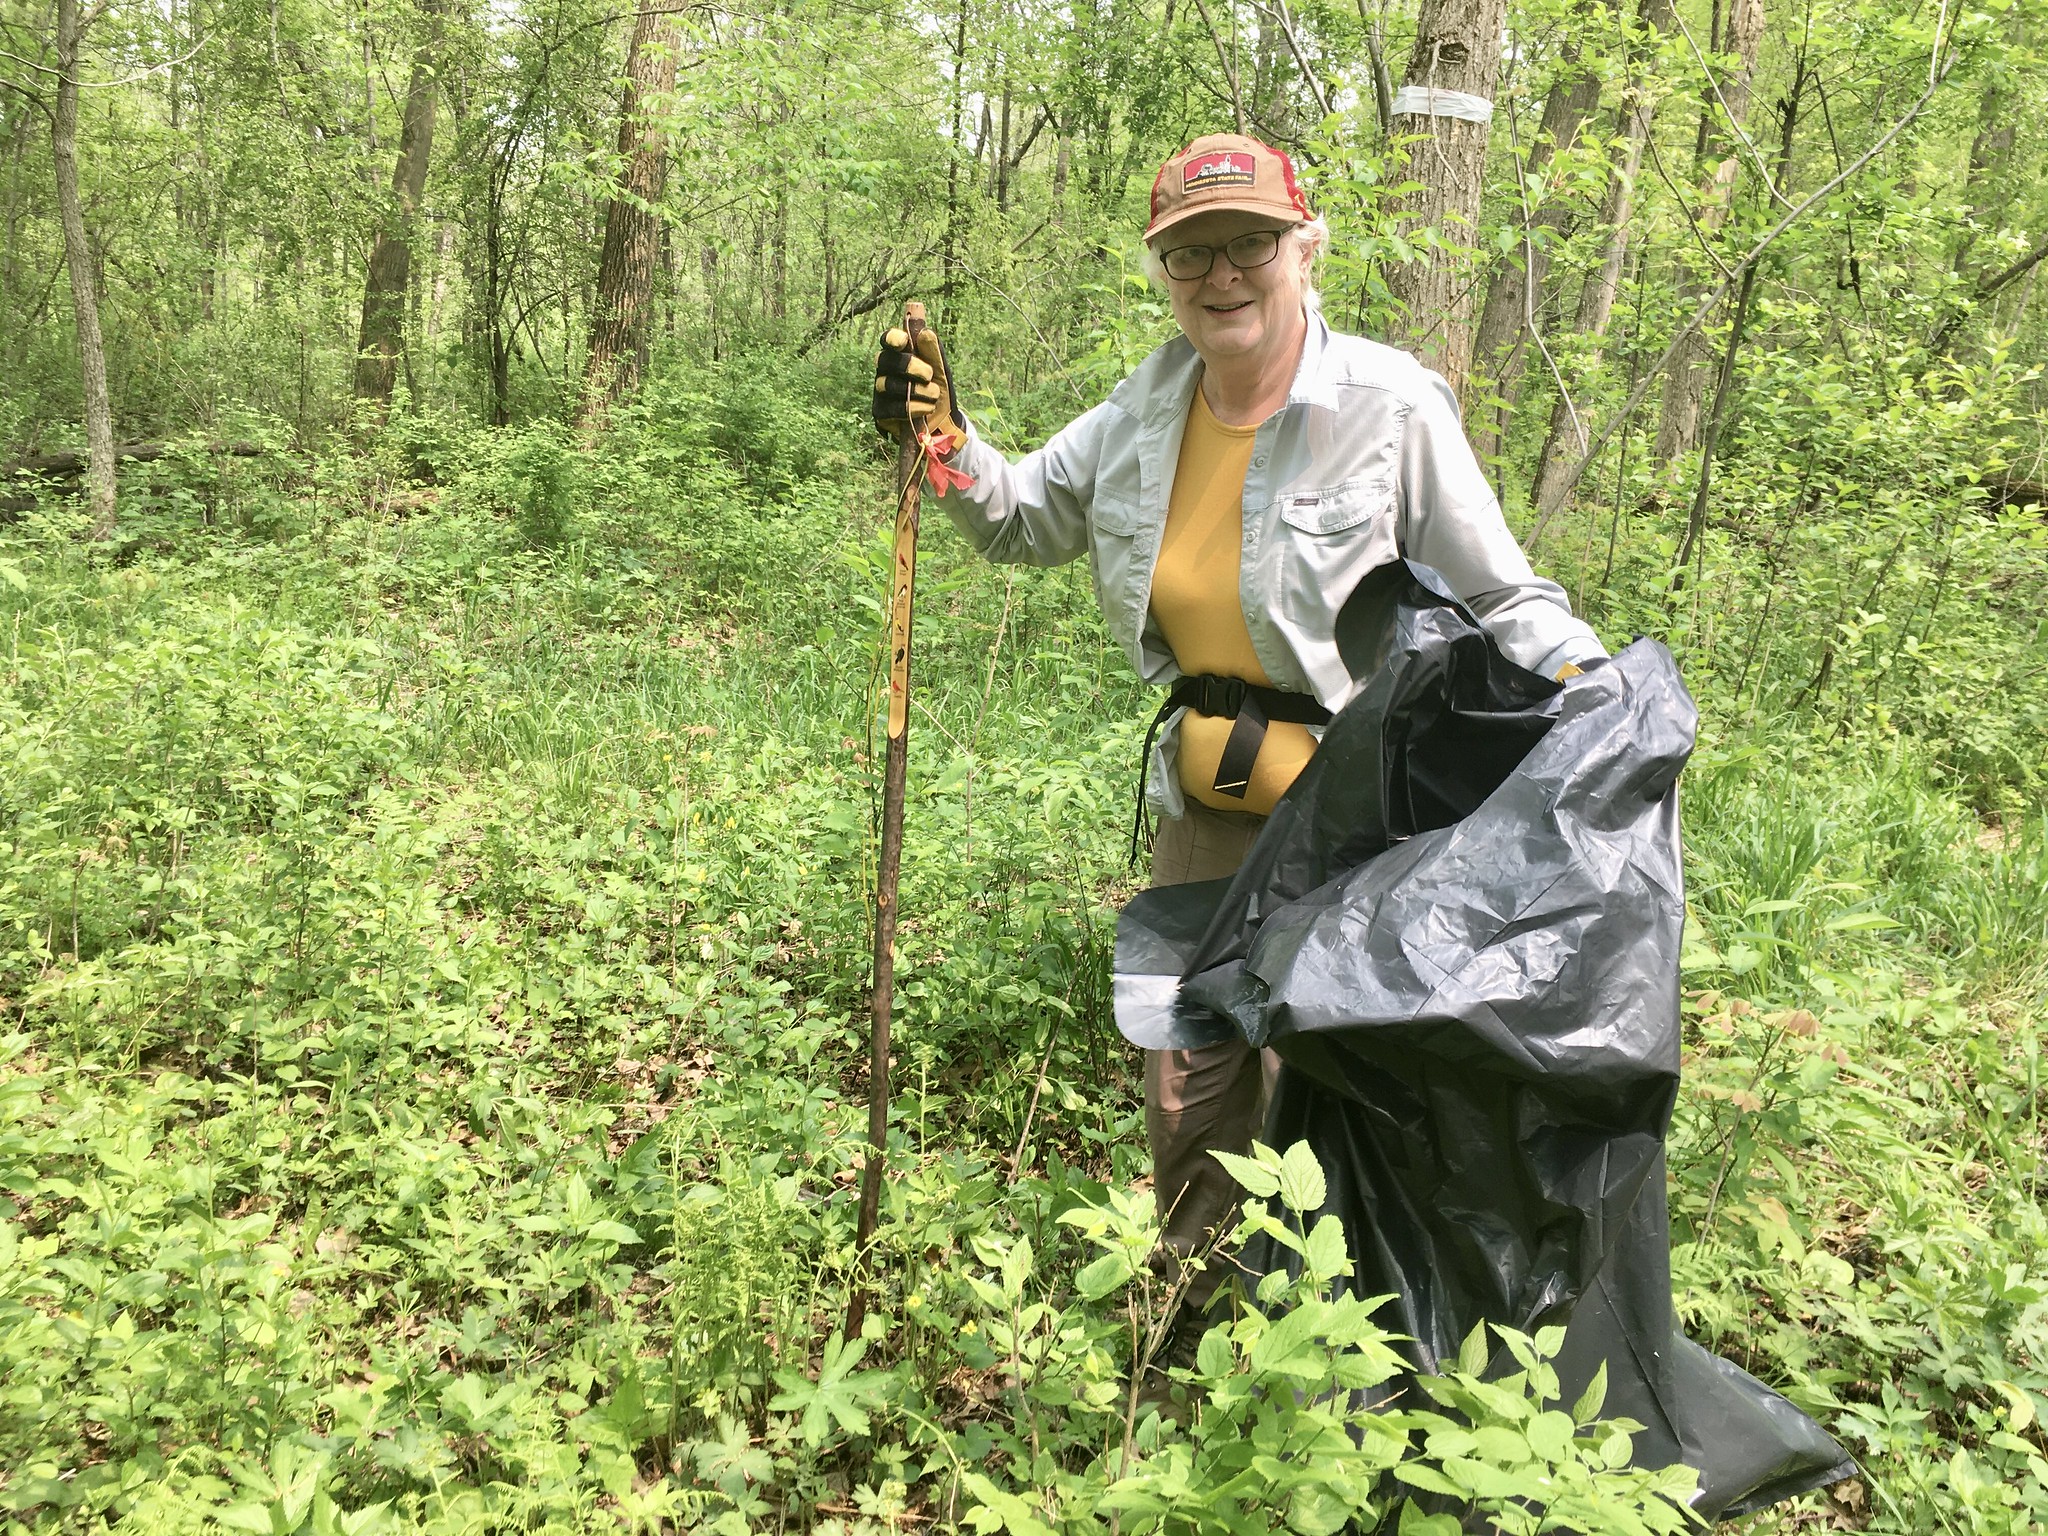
[1157,227,1293,281]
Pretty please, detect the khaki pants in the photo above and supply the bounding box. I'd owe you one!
[1145,802,1281,1315]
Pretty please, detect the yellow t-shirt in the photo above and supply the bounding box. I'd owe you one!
[1149,389,1318,815]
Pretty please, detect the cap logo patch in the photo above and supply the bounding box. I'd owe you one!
[1183,151,1256,193]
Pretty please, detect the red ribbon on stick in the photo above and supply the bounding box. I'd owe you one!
[917,428,976,495]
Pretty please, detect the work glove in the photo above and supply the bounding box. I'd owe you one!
[872,325,966,455]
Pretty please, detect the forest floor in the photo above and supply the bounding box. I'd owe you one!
[2,456,2045,1534]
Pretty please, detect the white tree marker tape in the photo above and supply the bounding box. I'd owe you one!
[1390,85,1494,123]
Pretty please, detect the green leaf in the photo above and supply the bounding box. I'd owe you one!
[1526,1409,1576,1461]
[1397,1502,1464,1536]
[1073,1251,1133,1300]
[1571,1360,1609,1425]
[1599,1428,1634,1469]
[1277,1141,1327,1214]
[1211,1148,1282,1199]
[1195,1326,1234,1378]
[1302,1215,1348,1280]
[1285,1483,1349,1535]
[584,1220,640,1245]
[1001,1237,1033,1300]
[1824,911,1902,932]
[1457,1322,1489,1376]
[1392,1464,1465,1497]
[960,1473,1057,1536]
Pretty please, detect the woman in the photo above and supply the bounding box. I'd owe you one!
[872,133,1605,1333]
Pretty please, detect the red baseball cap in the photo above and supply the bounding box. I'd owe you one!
[1144,133,1312,243]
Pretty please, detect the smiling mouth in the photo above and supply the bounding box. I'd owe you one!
[1205,301,1254,314]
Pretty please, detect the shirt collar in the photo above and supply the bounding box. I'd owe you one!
[1286,310,1342,412]
[1126,307,1341,428]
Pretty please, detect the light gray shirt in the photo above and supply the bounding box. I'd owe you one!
[936,311,1607,816]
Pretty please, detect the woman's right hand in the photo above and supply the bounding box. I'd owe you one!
[872,325,965,452]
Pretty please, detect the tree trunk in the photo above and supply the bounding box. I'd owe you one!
[1383,0,1511,394]
[994,84,1011,205]
[1652,0,1764,465]
[1528,0,1674,515]
[1672,53,1804,584]
[1950,23,2019,280]
[770,180,788,321]
[1466,29,1609,457]
[52,0,116,537]
[354,1,442,406]
[701,243,721,361]
[579,4,681,430]
[940,0,967,307]
[1474,49,1613,456]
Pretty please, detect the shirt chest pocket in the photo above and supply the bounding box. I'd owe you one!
[1093,497,1142,538]
[1089,495,1147,644]
[1278,477,1395,538]
[1261,478,1400,646]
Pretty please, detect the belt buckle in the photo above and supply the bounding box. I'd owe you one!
[1195,676,1247,718]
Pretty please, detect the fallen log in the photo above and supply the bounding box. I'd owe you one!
[5,439,268,478]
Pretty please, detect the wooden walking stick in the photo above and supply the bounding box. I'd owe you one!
[848,300,929,1339]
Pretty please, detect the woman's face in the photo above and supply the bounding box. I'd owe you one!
[1153,209,1313,370]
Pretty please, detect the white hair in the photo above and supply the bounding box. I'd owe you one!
[1141,216,1330,310]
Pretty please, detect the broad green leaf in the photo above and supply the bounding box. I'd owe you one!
[1211,1148,1282,1199]
[1391,1463,1465,1497]
[1285,1484,1349,1536]
[1073,1251,1132,1300]
[1277,1141,1327,1214]
[1302,1215,1348,1280]
[1526,1409,1576,1461]
[1195,1326,1234,1377]
[1397,1502,1463,1536]
[1457,1321,1489,1376]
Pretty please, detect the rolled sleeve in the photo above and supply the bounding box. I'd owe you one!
[1396,370,1606,678]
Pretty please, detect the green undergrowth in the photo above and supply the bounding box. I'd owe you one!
[0,427,2043,1533]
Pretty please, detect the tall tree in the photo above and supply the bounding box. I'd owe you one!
[355,0,444,406]
[1673,47,1805,580]
[51,0,115,536]
[1466,17,1611,458]
[579,4,681,428]
[1652,0,1765,464]
[1384,0,1511,394]
[1529,0,1675,516]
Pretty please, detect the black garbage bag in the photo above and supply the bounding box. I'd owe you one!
[1114,562,1853,1520]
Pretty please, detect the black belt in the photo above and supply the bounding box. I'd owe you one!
[1130,674,1332,866]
